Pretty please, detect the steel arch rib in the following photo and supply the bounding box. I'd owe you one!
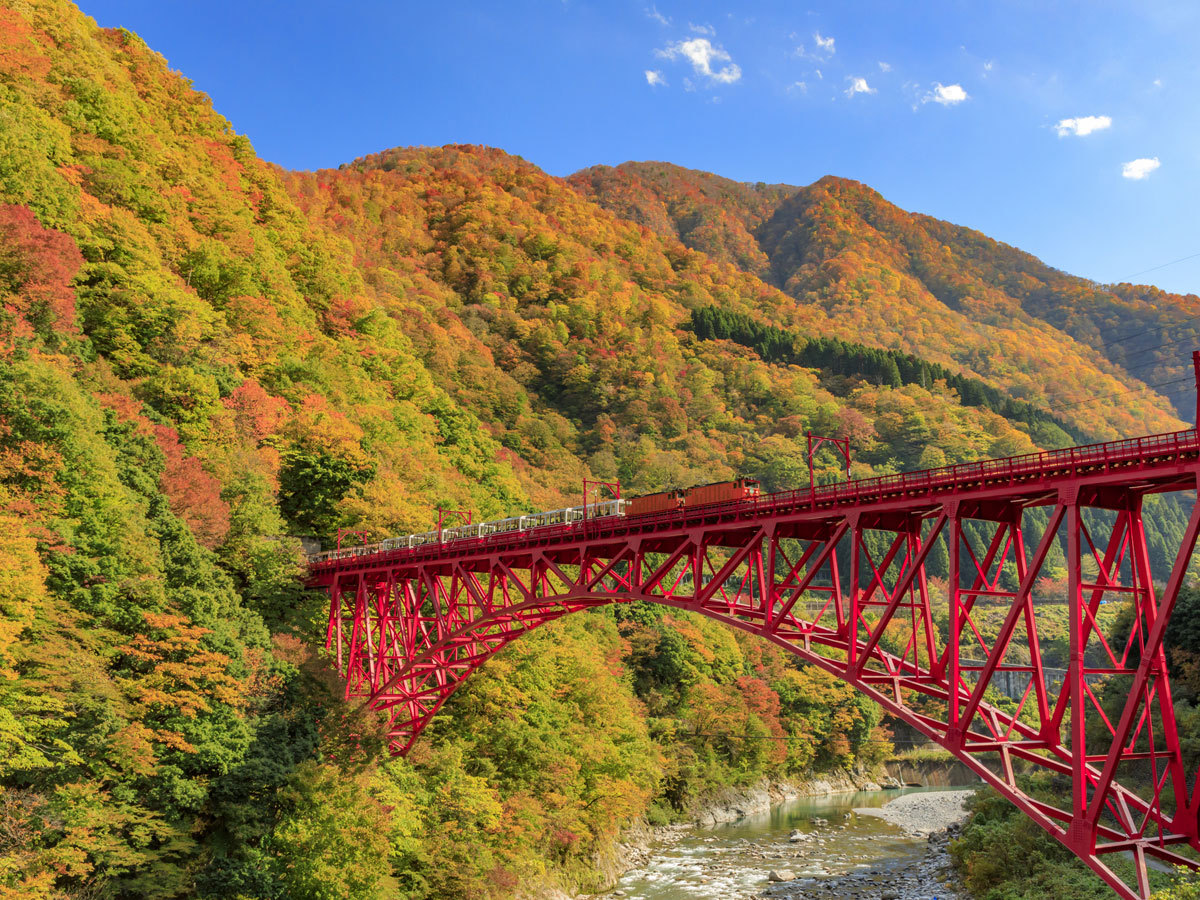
[310,428,1200,900]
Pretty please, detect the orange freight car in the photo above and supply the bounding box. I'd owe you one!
[626,489,684,517]
[682,477,761,508]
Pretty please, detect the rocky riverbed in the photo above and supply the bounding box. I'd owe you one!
[762,790,973,900]
[604,788,974,900]
[763,827,965,900]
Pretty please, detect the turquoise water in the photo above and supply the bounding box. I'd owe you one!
[612,788,943,900]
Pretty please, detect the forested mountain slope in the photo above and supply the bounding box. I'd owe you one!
[286,146,1065,502]
[0,2,1195,898]
[573,162,1198,432]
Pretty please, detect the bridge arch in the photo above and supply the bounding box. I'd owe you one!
[311,430,1200,900]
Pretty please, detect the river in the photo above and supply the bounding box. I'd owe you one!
[610,788,967,900]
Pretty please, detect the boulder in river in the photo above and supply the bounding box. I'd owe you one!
[767,869,796,882]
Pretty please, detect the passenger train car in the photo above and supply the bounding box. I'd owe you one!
[311,479,760,562]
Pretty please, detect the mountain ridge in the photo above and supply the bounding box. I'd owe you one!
[572,160,1198,428]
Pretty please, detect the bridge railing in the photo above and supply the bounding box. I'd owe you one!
[308,428,1200,568]
[763,427,1198,512]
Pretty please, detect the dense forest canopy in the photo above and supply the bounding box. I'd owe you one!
[1,2,1198,898]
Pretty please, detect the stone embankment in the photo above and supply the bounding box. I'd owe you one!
[575,771,896,893]
[691,771,894,828]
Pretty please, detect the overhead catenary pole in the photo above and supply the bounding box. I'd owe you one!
[581,478,621,527]
[336,527,369,553]
[436,508,471,543]
[1193,349,1200,427]
[807,430,852,495]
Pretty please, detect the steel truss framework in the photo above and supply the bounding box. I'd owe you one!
[310,429,1200,899]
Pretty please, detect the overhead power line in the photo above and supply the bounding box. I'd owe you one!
[1038,376,1194,417]
[1126,250,1200,280]
[1061,312,1200,365]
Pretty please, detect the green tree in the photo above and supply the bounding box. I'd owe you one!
[277,446,374,541]
[266,761,391,900]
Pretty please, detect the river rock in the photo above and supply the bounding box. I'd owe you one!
[767,869,796,882]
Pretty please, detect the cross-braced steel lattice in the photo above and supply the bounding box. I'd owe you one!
[311,429,1200,899]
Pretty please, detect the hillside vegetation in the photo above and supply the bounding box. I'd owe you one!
[573,161,1196,433]
[0,2,1197,898]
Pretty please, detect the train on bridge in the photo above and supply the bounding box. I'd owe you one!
[311,477,760,561]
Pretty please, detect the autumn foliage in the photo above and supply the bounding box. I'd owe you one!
[0,202,82,344]
[152,425,231,549]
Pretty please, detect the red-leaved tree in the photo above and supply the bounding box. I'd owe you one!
[153,425,231,549]
[0,203,83,343]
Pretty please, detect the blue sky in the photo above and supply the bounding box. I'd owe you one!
[79,0,1200,295]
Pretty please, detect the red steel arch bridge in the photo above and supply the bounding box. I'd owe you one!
[309,428,1200,899]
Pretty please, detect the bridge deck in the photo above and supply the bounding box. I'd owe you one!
[311,427,1200,578]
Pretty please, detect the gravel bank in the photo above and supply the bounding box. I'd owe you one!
[852,790,974,836]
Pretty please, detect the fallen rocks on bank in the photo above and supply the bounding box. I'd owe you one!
[691,772,896,828]
[763,825,965,900]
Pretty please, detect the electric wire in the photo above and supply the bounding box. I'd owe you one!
[1080,311,1200,357]
[986,318,1200,420]
[1126,250,1200,280]
[999,269,1200,417]
[1037,377,1193,417]
[1115,348,1197,379]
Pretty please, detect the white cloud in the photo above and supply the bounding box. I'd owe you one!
[688,22,715,35]
[795,30,835,61]
[845,76,875,97]
[878,61,891,72]
[925,82,969,105]
[983,61,994,71]
[814,68,823,80]
[789,81,808,94]
[645,5,669,26]
[645,69,666,87]
[1054,115,1112,137]
[1153,77,1163,88]
[657,38,741,84]
[1122,157,1160,180]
